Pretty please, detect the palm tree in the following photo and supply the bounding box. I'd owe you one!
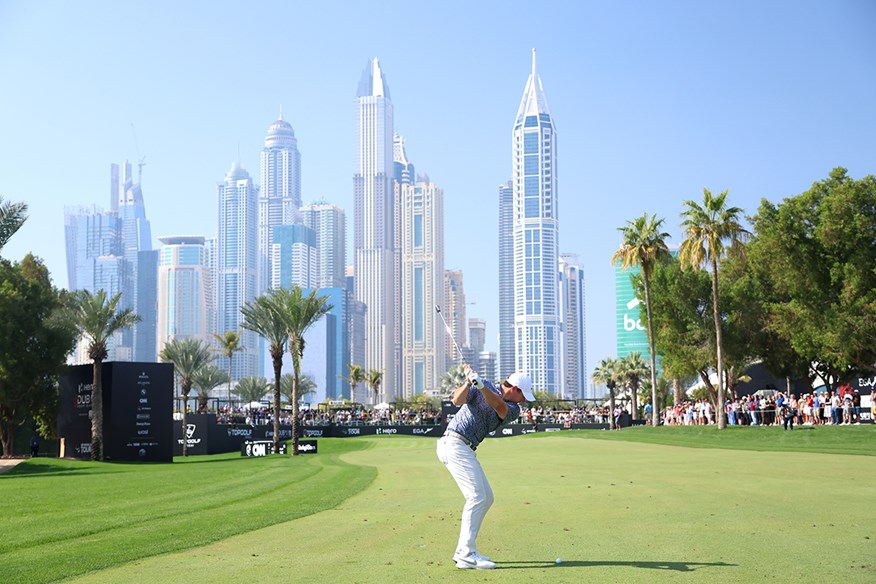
[160,338,214,457]
[367,369,384,405]
[68,289,140,460]
[341,363,366,402]
[235,376,271,404]
[617,352,650,421]
[592,357,620,430]
[191,363,229,413]
[272,286,332,455]
[0,196,28,252]
[280,373,317,405]
[439,365,467,395]
[241,293,290,454]
[612,212,671,427]
[213,330,242,407]
[679,188,748,429]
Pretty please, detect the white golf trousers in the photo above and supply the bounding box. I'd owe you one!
[436,435,494,556]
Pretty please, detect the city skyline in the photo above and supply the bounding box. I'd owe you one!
[2,1,874,385]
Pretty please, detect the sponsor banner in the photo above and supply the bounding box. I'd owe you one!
[59,362,174,462]
[297,439,318,454]
[241,440,288,457]
[106,362,174,462]
[173,413,209,456]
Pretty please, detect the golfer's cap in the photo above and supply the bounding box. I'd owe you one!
[507,372,535,401]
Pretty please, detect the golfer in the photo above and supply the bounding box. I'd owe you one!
[437,364,535,570]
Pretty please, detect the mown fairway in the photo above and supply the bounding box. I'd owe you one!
[2,427,875,583]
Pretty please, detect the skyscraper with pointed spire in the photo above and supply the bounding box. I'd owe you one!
[259,112,302,293]
[354,58,397,402]
[512,49,561,394]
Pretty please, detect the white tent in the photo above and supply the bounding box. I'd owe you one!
[373,402,391,410]
[244,401,264,409]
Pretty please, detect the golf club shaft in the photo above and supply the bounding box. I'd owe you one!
[435,305,467,365]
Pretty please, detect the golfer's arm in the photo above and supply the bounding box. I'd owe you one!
[451,382,470,406]
[479,386,508,420]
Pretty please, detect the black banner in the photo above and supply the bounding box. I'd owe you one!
[105,362,174,462]
[59,362,174,462]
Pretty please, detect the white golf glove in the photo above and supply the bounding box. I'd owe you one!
[467,369,483,390]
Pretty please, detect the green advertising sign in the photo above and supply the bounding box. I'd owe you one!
[615,263,650,360]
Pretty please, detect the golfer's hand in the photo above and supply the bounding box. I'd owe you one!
[465,365,483,390]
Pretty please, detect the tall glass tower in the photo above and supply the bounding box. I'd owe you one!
[216,161,260,382]
[354,58,396,402]
[301,201,346,289]
[559,254,586,399]
[259,113,302,294]
[497,180,515,378]
[512,49,561,394]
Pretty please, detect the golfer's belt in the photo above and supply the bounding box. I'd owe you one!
[444,430,477,451]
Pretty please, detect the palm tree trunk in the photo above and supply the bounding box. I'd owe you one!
[91,359,103,461]
[609,385,617,430]
[630,382,639,421]
[710,257,726,429]
[291,358,300,456]
[272,355,282,454]
[643,272,660,426]
[227,354,233,408]
[181,387,188,457]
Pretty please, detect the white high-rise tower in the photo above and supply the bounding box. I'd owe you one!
[512,49,561,394]
[354,58,396,402]
[259,113,302,293]
[217,161,260,381]
[400,180,445,398]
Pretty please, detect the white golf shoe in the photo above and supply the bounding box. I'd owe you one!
[454,552,496,570]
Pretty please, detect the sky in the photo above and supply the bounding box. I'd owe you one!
[1,0,874,386]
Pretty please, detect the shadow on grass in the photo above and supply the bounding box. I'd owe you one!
[498,559,737,572]
[0,462,129,478]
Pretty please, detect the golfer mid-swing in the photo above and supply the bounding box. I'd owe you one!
[437,363,535,569]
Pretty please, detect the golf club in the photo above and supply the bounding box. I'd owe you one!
[435,304,468,365]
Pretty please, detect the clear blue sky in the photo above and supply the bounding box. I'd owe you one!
[1,0,874,384]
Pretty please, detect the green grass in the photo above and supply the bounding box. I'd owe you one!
[570,423,876,456]
[0,439,376,583]
[3,428,876,583]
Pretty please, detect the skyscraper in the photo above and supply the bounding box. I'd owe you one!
[444,269,467,370]
[156,236,211,355]
[271,224,317,289]
[400,180,445,399]
[559,254,586,399]
[512,49,561,394]
[301,201,346,289]
[354,58,396,402]
[64,206,123,294]
[497,180,515,378]
[116,161,154,361]
[216,161,260,381]
[259,113,302,294]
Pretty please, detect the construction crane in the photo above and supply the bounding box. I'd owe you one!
[130,123,146,184]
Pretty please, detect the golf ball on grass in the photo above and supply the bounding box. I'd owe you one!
[555,558,563,564]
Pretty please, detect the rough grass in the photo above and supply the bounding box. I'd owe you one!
[3,428,875,583]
